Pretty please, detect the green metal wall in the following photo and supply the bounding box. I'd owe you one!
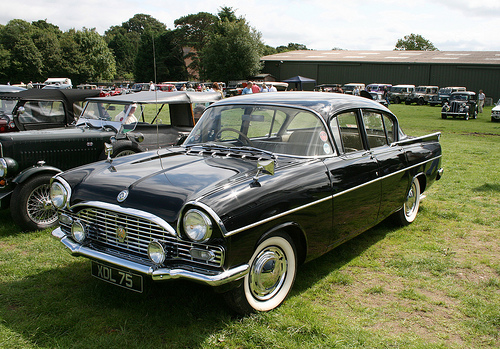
[263,61,500,101]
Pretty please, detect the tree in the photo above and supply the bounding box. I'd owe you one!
[61,28,116,82]
[173,12,218,79]
[199,17,264,82]
[134,30,187,82]
[395,33,438,51]
[276,43,309,53]
[105,14,166,80]
[0,20,44,82]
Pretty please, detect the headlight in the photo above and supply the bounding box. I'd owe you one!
[0,157,18,178]
[50,181,68,209]
[148,241,166,264]
[183,209,213,242]
[0,158,7,177]
[71,221,87,243]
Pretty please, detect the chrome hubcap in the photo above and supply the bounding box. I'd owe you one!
[27,184,58,225]
[405,182,417,217]
[249,247,287,301]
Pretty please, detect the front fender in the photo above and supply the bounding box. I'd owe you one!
[13,165,62,184]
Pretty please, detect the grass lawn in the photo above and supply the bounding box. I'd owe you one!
[0,101,499,348]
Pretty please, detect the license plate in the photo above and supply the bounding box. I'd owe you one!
[91,261,143,293]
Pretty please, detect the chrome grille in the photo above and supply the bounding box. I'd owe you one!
[60,207,224,268]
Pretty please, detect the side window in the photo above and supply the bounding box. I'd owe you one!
[361,111,396,148]
[19,101,65,124]
[383,114,395,143]
[334,111,364,153]
[362,111,386,148]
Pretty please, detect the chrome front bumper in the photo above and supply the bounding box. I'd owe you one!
[52,227,249,286]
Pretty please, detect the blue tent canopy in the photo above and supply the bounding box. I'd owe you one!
[283,75,316,91]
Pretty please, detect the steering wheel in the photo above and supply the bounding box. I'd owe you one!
[215,128,254,146]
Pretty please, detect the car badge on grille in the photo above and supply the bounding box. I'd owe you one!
[117,190,129,202]
[116,226,127,243]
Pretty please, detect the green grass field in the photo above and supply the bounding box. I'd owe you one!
[0,102,499,348]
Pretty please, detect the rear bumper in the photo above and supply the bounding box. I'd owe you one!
[52,227,249,286]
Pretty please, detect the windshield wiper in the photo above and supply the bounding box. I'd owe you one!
[229,146,276,158]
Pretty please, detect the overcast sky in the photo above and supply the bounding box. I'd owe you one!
[2,0,499,51]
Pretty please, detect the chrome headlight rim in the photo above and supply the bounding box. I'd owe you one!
[183,208,213,243]
[71,220,87,243]
[50,177,71,209]
[148,240,166,265]
[50,181,68,209]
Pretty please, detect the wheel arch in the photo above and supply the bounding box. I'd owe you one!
[13,166,61,185]
[257,221,308,266]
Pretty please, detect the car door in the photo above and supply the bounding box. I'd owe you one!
[324,110,380,247]
[360,110,409,219]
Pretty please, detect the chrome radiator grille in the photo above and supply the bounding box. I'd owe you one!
[60,207,224,268]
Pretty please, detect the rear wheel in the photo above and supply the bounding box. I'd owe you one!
[394,177,421,226]
[11,173,58,231]
[224,233,297,314]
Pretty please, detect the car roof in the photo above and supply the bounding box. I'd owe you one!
[0,88,101,104]
[209,91,392,121]
[85,91,222,105]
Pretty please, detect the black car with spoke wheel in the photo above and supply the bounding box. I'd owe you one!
[51,92,443,313]
[0,91,221,231]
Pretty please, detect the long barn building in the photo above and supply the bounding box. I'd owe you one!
[261,50,500,101]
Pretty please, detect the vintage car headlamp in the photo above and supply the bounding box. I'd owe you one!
[148,240,166,264]
[0,157,18,178]
[71,221,87,243]
[0,158,7,177]
[50,181,68,209]
[183,209,213,242]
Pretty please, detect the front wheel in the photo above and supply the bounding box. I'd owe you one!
[394,177,421,226]
[10,173,58,231]
[223,233,297,314]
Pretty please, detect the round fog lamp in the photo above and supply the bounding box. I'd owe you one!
[148,241,166,264]
[71,221,87,243]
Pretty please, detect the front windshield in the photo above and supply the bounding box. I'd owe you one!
[439,88,452,94]
[184,105,334,157]
[415,87,426,93]
[451,94,469,101]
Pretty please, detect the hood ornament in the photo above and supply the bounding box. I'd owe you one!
[117,190,129,202]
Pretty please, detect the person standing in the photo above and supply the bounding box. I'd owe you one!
[478,90,485,113]
[251,81,261,93]
[241,82,253,94]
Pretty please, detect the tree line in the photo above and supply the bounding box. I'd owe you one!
[0,7,306,85]
[0,6,437,86]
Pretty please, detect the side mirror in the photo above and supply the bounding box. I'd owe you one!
[251,159,275,187]
[17,106,25,115]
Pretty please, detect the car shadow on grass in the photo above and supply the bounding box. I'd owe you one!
[0,218,400,348]
[292,218,397,295]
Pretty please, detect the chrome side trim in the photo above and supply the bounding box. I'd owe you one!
[53,228,248,286]
[224,155,442,237]
[69,201,177,237]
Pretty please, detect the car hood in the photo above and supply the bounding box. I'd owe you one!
[62,147,273,223]
[492,104,500,112]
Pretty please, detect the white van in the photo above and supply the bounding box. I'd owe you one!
[43,78,73,88]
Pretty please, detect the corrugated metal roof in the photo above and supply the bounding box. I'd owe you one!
[261,50,500,65]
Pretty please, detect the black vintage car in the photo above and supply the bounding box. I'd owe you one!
[0,91,221,231]
[50,92,443,314]
[0,89,102,132]
[441,91,477,120]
